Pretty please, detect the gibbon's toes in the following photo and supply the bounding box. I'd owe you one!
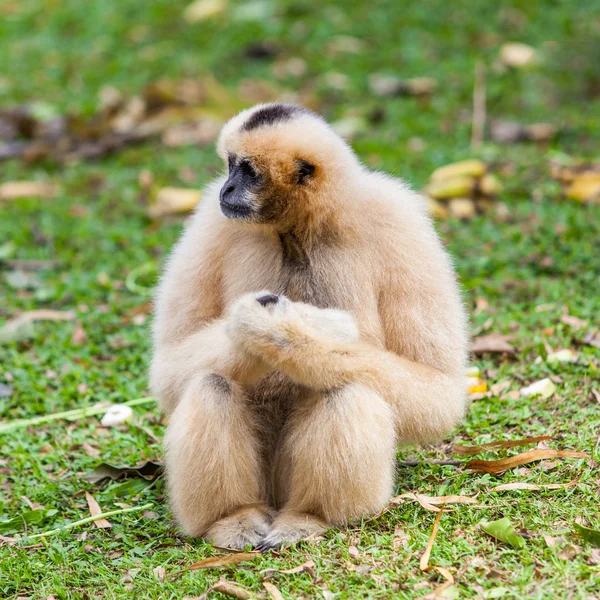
[255,512,327,553]
[256,293,279,307]
[205,505,275,551]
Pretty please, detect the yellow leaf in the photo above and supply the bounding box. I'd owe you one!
[186,552,257,570]
[149,187,201,219]
[430,159,487,182]
[183,0,227,23]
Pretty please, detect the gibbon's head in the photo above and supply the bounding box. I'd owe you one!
[216,103,358,228]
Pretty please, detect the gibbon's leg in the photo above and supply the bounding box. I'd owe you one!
[164,371,272,549]
[257,383,396,551]
[227,293,466,444]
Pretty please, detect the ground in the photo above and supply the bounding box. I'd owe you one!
[0,1,599,598]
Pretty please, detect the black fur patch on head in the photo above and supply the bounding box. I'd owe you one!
[242,103,309,132]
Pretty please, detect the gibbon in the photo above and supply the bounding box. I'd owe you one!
[150,103,469,551]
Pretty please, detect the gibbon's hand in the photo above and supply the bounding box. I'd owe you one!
[226,291,359,357]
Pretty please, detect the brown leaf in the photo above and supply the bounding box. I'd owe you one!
[280,559,316,575]
[420,509,446,572]
[263,581,284,600]
[491,479,579,492]
[560,314,588,329]
[466,450,590,474]
[212,580,252,600]
[71,323,87,345]
[187,552,257,571]
[153,566,165,581]
[84,491,112,529]
[472,333,515,355]
[453,435,553,456]
[0,181,56,200]
[582,330,600,349]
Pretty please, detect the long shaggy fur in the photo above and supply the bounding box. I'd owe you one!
[150,103,469,549]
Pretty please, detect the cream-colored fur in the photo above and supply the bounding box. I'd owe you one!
[150,103,469,550]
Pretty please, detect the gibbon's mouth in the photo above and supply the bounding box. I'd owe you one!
[220,200,252,219]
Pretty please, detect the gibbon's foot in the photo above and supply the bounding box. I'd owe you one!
[205,504,275,550]
[255,511,326,553]
[227,291,359,352]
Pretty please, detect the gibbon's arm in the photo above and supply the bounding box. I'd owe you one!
[229,290,467,443]
[150,203,268,415]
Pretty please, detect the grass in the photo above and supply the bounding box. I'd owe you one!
[1,0,599,598]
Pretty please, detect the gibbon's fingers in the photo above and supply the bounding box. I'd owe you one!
[226,292,359,355]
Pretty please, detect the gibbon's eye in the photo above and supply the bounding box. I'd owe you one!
[228,154,237,173]
[240,159,259,180]
[297,159,315,184]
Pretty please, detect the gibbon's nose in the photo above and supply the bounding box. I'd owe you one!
[220,183,235,202]
[257,294,279,307]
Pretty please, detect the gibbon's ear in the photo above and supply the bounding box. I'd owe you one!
[297,159,315,184]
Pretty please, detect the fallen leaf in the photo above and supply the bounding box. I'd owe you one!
[499,42,538,68]
[520,378,556,399]
[589,548,600,565]
[466,449,590,473]
[280,559,316,575]
[546,349,577,363]
[480,517,525,548]
[263,581,284,600]
[84,492,112,529]
[392,493,477,512]
[0,383,13,398]
[212,580,252,600]
[582,330,600,349]
[84,461,163,484]
[472,334,515,355]
[419,508,455,600]
[0,309,75,344]
[453,435,552,456]
[574,524,600,548]
[149,187,201,219]
[183,0,228,23]
[100,404,134,427]
[490,120,557,143]
[187,552,257,570]
[348,545,359,558]
[430,160,487,182]
[153,566,165,581]
[5,270,42,290]
[71,323,87,346]
[491,479,579,492]
[0,181,56,200]
[560,314,588,329]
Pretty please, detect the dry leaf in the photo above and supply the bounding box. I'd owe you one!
[491,479,579,492]
[560,314,588,329]
[183,0,228,22]
[472,333,515,355]
[149,187,201,219]
[547,348,577,363]
[153,566,165,581]
[71,323,87,346]
[84,491,112,529]
[430,160,487,181]
[263,581,284,600]
[500,42,538,68]
[453,435,552,456]
[187,552,257,571]
[0,309,76,344]
[520,378,556,399]
[280,559,315,575]
[348,545,359,558]
[212,580,252,600]
[466,449,590,474]
[0,181,56,200]
[419,509,455,600]
[392,493,477,512]
[582,330,600,349]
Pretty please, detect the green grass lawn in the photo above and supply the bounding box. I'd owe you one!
[1,1,599,598]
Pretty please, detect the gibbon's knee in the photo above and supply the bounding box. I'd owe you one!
[279,383,396,525]
[164,372,264,537]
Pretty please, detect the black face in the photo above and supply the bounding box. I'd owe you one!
[219,155,262,220]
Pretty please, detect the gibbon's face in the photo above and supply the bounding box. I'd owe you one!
[217,104,327,225]
[219,152,315,222]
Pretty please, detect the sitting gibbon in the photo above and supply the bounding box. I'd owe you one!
[150,103,468,550]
